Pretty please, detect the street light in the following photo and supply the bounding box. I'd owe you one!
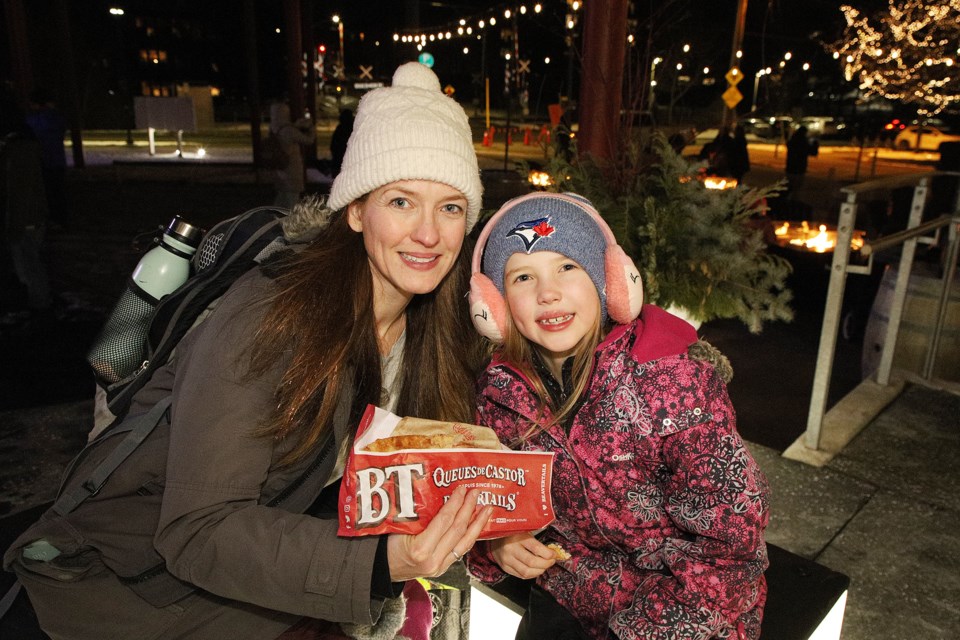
[648,56,662,111]
[752,69,766,112]
[332,15,345,78]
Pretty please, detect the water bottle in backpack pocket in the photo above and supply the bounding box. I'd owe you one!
[87,216,203,386]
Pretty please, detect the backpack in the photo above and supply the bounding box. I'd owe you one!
[1,206,349,620]
[259,128,290,170]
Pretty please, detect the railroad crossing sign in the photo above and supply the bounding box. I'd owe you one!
[517,58,531,74]
[722,86,743,109]
[358,65,373,80]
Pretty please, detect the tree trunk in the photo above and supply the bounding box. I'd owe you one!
[577,0,628,163]
[243,0,263,169]
[283,0,305,119]
[3,0,32,106]
[52,0,85,168]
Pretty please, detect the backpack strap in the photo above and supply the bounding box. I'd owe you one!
[0,581,22,623]
[52,396,173,516]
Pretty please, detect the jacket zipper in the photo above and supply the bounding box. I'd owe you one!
[265,435,335,507]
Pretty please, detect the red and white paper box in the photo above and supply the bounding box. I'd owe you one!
[338,405,555,538]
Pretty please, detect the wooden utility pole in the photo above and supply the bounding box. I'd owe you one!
[4,0,32,105]
[577,0,629,162]
[282,0,305,119]
[722,0,749,127]
[52,0,85,168]
[301,0,318,162]
[242,0,263,168]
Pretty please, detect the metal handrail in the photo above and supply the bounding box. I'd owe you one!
[802,171,960,452]
[859,215,950,257]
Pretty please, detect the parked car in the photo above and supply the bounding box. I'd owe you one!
[894,125,960,151]
[798,116,853,141]
[740,116,792,140]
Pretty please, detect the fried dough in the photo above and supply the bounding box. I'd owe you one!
[362,434,455,452]
[393,416,501,450]
[546,543,571,561]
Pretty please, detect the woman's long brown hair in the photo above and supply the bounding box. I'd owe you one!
[248,210,480,466]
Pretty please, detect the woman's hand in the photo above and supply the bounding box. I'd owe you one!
[490,533,556,579]
[387,486,492,581]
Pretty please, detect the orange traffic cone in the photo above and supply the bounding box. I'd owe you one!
[538,124,551,145]
[482,126,495,147]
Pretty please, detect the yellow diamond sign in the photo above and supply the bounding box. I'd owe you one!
[722,86,743,109]
[725,67,743,86]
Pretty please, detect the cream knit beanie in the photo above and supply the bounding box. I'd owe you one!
[327,62,483,232]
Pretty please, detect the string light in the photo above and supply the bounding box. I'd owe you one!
[387,0,583,75]
[829,0,960,116]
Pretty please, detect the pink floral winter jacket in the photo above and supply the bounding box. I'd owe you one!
[467,305,770,640]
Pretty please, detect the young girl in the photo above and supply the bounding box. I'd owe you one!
[465,192,770,640]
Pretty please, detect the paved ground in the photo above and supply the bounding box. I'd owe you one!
[1,133,958,639]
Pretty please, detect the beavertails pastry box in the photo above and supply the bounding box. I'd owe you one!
[338,405,555,538]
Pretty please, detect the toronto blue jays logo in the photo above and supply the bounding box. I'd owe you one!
[506,217,556,251]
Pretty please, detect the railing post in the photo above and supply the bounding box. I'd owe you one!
[804,192,858,450]
[923,217,960,379]
[876,179,927,385]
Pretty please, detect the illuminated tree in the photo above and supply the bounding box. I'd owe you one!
[829,0,960,117]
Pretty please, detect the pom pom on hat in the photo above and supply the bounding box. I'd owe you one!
[327,62,483,232]
[392,61,442,92]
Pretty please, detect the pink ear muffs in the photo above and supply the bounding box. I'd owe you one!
[469,192,644,343]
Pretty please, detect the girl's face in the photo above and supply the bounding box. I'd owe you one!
[503,250,601,374]
[348,180,467,306]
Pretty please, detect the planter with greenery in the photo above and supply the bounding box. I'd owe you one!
[524,133,794,333]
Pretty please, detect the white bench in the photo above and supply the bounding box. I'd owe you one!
[469,543,850,639]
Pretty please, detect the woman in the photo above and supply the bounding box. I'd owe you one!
[8,62,489,639]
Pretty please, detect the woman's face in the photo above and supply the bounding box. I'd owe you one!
[503,250,601,376]
[348,180,467,305]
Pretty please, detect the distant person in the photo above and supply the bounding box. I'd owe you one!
[785,125,817,200]
[667,131,689,155]
[329,108,354,179]
[699,125,734,177]
[729,124,751,183]
[1,83,52,323]
[25,88,68,229]
[555,111,573,162]
[269,101,316,209]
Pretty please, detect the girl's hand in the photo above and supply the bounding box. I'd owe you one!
[490,533,556,579]
[386,486,493,581]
